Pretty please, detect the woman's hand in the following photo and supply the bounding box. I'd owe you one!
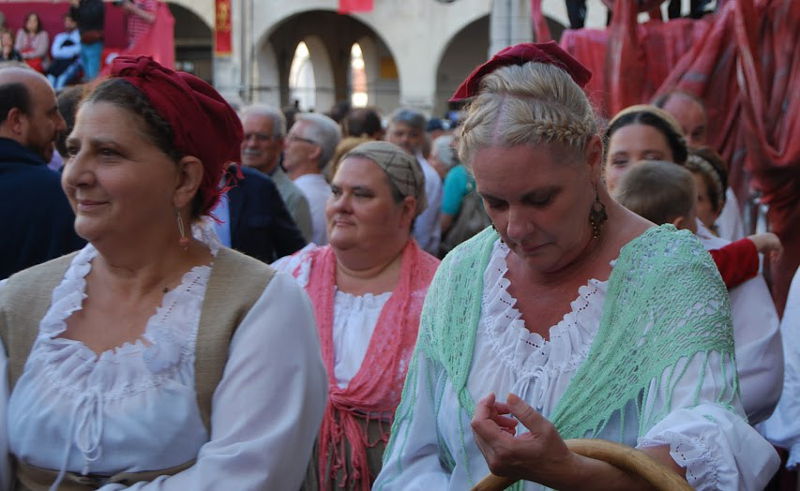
[472,393,684,490]
[471,393,580,487]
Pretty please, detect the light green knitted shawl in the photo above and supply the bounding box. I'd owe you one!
[389,224,737,488]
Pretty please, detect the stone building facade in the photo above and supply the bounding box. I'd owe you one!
[165,0,622,115]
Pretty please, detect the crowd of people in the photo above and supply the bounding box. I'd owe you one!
[0,22,797,491]
[0,0,157,90]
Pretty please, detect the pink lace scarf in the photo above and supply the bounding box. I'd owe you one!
[300,240,439,490]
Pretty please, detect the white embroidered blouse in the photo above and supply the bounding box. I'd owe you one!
[760,266,800,468]
[273,246,392,389]
[0,229,327,490]
[374,240,779,491]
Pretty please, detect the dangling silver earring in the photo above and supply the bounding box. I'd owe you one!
[588,191,607,239]
[176,209,190,251]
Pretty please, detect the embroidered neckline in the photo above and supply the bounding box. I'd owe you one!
[481,239,608,381]
[41,244,211,359]
[34,219,221,380]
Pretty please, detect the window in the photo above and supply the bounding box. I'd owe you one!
[350,43,368,107]
[289,41,315,111]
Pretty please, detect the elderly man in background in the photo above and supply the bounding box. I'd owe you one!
[654,90,745,241]
[386,108,442,255]
[0,66,83,279]
[283,112,340,245]
[240,104,313,241]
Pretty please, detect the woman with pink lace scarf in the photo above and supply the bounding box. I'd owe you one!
[274,140,440,490]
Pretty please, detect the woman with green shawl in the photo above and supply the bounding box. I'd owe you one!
[374,42,779,490]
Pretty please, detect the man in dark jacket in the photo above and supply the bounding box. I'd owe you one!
[218,165,306,264]
[0,67,85,279]
[69,0,105,81]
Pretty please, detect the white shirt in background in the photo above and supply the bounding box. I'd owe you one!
[293,173,331,246]
[759,266,800,468]
[412,155,442,255]
[716,188,746,240]
[695,223,784,423]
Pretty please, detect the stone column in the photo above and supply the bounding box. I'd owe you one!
[489,0,533,57]
[213,0,245,106]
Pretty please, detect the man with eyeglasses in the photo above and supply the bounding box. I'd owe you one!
[283,113,341,246]
[240,105,313,241]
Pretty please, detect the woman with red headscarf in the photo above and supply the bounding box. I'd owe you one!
[0,56,327,490]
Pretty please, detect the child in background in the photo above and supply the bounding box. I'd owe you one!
[684,147,728,236]
[614,160,782,289]
[0,29,22,61]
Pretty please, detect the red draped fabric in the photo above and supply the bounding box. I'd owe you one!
[552,0,800,312]
[116,2,174,68]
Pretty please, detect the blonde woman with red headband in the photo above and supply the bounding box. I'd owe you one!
[375,43,778,491]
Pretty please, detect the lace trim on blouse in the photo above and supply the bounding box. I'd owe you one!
[640,431,721,490]
[34,221,219,395]
[271,243,315,287]
[478,240,607,399]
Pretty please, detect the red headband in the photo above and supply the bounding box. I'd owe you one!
[450,41,592,102]
[110,56,243,216]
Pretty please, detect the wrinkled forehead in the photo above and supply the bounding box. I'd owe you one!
[242,113,275,132]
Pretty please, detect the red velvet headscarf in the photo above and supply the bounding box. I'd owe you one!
[110,56,243,216]
[450,41,592,101]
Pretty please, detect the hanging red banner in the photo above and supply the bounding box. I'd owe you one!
[215,0,232,56]
[338,0,373,14]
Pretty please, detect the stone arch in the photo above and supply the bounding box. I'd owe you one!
[165,0,213,30]
[351,35,399,112]
[253,41,280,107]
[435,4,569,115]
[294,35,335,113]
[434,15,490,116]
[254,9,399,115]
[167,2,213,81]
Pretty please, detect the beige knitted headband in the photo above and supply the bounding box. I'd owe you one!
[342,140,427,216]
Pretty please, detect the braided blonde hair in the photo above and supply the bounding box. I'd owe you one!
[457,62,597,165]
